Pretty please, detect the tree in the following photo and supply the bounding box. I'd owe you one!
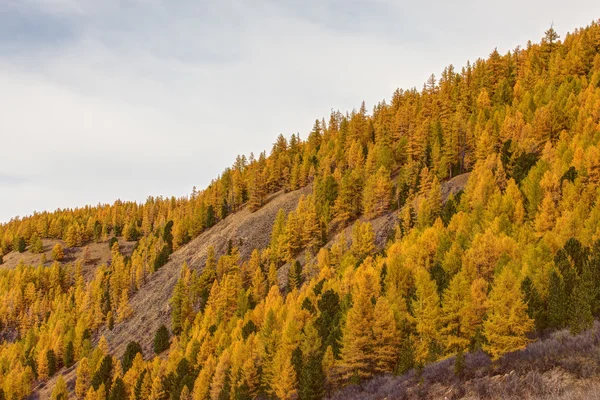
[272,355,297,400]
[362,166,392,218]
[64,341,75,368]
[52,244,64,261]
[411,268,441,365]
[30,234,44,254]
[76,358,91,398]
[154,325,170,354]
[483,268,533,360]
[568,277,594,335]
[441,272,477,355]
[122,341,143,373]
[339,275,376,381]
[51,376,68,400]
[14,236,26,253]
[91,356,113,391]
[109,377,127,400]
[315,289,342,357]
[372,297,399,373]
[547,270,567,330]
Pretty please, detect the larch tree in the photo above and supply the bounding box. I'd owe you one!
[372,297,400,373]
[411,268,441,365]
[483,268,533,360]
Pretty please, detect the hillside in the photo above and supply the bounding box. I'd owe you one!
[1,19,600,400]
[329,323,600,400]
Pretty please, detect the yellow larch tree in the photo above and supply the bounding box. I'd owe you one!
[411,268,441,365]
[483,268,533,360]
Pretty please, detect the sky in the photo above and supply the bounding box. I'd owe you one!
[1,1,599,222]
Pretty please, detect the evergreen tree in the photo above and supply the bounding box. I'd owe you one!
[568,277,594,335]
[547,270,567,330]
[109,377,127,400]
[154,325,170,354]
[122,341,143,373]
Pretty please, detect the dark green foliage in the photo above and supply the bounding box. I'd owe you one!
[92,355,113,390]
[440,191,462,226]
[122,341,143,373]
[126,223,139,241]
[454,349,465,378]
[429,263,448,297]
[93,221,102,242]
[108,237,118,251]
[312,279,325,296]
[163,220,174,250]
[63,341,74,368]
[14,236,26,253]
[511,152,539,184]
[547,270,567,330]
[568,277,594,335]
[29,234,44,254]
[299,353,325,400]
[396,335,415,375]
[301,297,316,314]
[291,346,303,383]
[561,166,578,184]
[109,377,128,400]
[154,245,171,271]
[154,324,170,354]
[522,277,547,332]
[205,205,216,229]
[315,289,342,357]
[241,320,257,340]
[134,370,147,400]
[107,311,114,330]
[46,349,57,377]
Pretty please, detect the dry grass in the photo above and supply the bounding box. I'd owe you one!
[329,322,600,400]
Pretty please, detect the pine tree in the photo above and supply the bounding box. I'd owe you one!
[547,270,567,330]
[568,277,594,335]
[108,377,127,400]
[483,268,533,360]
[154,325,170,354]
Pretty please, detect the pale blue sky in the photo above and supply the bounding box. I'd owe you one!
[1,0,599,222]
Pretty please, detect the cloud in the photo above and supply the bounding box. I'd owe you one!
[1,0,600,222]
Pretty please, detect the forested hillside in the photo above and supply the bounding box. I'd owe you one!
[1,21,600,400]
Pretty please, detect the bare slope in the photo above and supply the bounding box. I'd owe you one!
[1,238,136,281]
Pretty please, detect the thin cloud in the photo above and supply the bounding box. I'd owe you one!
[1,1,599,222]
